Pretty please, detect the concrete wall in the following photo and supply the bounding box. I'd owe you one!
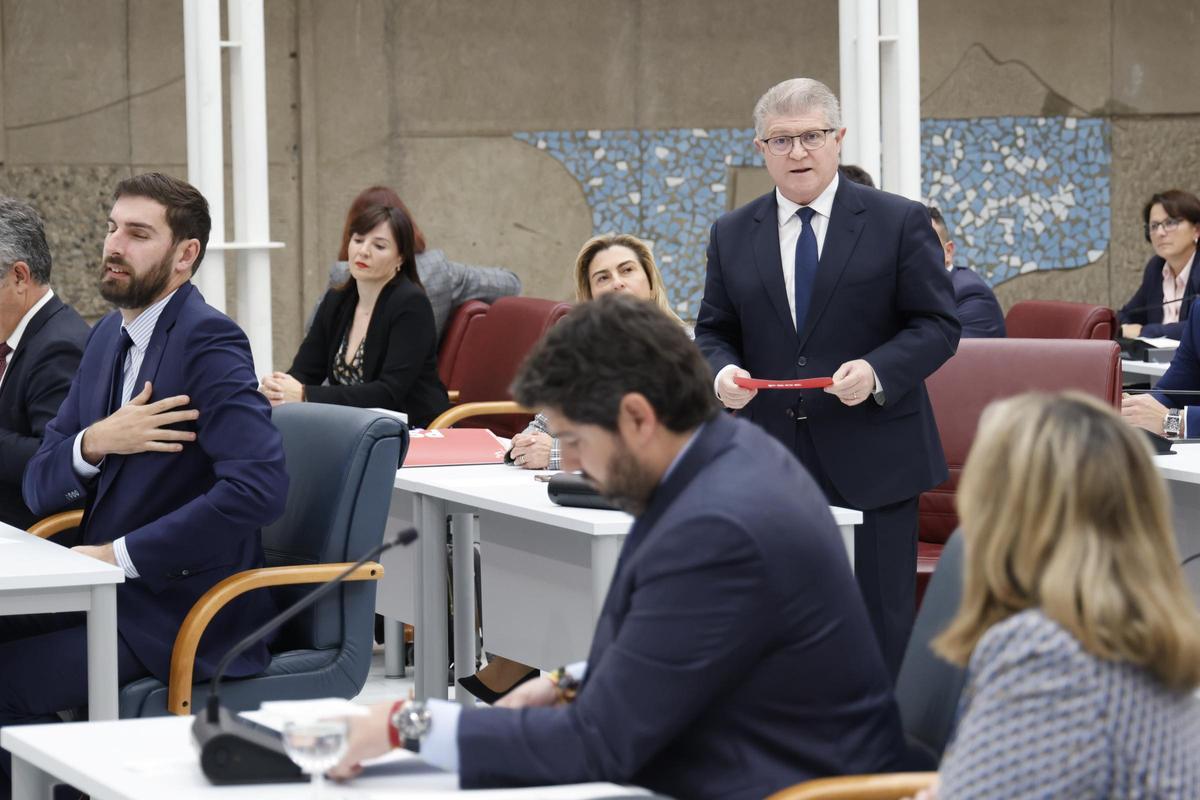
[1,1,1197,366]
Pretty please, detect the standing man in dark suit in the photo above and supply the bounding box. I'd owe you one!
[695,78,960,678]
[928,206,1006,339]
[0,173,288,798]
[0,197,89,529]
[330,296,905,800]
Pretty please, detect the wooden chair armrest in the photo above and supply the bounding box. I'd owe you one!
[428,401,532,430]
[27,509,85,539]
[167,562,384,715]
[765,773,938,800]
[446,389,460,403]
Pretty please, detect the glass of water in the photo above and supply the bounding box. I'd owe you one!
[281,717,349,798]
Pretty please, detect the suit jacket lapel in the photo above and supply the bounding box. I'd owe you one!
[93,284,193,510]
[798,180,867,349]
[751,195,796,334]
[0,297,63,403]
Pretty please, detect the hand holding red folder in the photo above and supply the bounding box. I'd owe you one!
[733,376,834,390]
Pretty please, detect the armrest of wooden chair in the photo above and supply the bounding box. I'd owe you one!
[766,772,938,800]
[166,562,385,715]
[427,400,531,430]
[27,510,85,539]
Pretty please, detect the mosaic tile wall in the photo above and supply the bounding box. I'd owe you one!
[515,116,1111,318]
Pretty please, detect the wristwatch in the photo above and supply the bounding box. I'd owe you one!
[547,667,581,704]
[388,700,432,753]
[1165,410,1183,439]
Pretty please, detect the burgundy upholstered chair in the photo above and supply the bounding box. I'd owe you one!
[1004,300,1117,340]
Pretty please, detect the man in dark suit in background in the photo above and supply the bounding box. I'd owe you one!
[331,295,905,800]
[695,77,961,678]
[1,174,288,798]
[928,205,1006,339]
[0,197,89,529]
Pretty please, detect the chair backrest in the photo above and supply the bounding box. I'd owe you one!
[438,299,490,389]
[920,338,1121,544]
[895,531,967,766]
[450,296,572,436]
[264,403,407,651]
[1004,299,1117,340]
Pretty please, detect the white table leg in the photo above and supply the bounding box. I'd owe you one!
[838,523,856,572]
[383,617,405,678]
[414,495,449,701]
[87,583,119,721]
[451,512,477,707]
[11,754,54,800]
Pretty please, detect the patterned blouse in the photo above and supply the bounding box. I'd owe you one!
[331,330,365,387]
[939,608,1200,799]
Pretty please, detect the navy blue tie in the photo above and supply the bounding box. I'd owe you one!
[108,329,134,416]
[794,207,819,337]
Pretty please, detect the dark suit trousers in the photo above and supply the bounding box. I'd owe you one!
[793,421,917,682]
[0,612,148,800]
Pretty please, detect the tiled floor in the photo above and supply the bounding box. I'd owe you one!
[351,646,462,707]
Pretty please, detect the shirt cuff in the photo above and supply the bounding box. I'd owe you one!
[419,699,462,773]
[867,363,886,405]
[112,537,140,579]
[565,661,587,682]
[714,364,740,400]
[72,431,102,479]
[548,440,561,471]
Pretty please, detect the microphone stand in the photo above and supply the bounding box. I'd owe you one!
[193,527,417,785]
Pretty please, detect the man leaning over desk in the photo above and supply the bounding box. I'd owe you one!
[1124,296,1200,438]
[330,294,905,800]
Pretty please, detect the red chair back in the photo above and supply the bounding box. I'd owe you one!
[438,300,490,389]
[1004,300,1117,340]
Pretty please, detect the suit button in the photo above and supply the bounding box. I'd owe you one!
[181,569,191,577]
[785,408,795,419]
[797,356,807,367]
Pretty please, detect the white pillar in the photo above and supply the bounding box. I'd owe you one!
[182,0,227,312]
[838,0,861,166]
[880,0,922,200]
[228,0,274,376]
[853,0,881,185]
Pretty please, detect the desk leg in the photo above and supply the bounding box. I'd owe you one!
[11,754,54,800]
[87,583,119,721]
[414,495,449,701]
[838,523,856,573]
[384,617,405,678]
[451,513,477,707]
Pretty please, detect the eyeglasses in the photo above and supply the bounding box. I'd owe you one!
[1146,218,1184,236]
[759,129,836,156]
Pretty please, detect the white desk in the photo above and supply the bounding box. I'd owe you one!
[0,523,124,720]
[2,715,650,799]
[376,465,862,704]
[1153,444,1200,571]
[1122,359,1170,386]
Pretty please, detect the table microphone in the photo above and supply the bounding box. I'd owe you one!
[193,526,418,785]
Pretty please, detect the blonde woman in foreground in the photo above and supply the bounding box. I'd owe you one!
[914,392,1200,799]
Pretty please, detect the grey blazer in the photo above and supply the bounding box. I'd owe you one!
[325,249,521,338]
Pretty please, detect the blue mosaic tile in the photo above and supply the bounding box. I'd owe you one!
[515,116,1111,316]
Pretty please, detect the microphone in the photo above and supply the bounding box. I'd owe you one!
[1117,295,1189,319]
[193,526,418,785]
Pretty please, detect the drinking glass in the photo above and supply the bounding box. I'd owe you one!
[281,717,349,798]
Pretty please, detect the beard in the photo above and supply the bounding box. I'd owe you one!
[99,251,175,310]
[593,442,658,517]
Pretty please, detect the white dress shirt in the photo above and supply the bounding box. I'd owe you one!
[72,289,180,578]
[0,288,54,393]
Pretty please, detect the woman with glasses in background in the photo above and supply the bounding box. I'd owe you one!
[1118,189,1200,340]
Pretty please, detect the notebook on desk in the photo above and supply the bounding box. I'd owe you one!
[403,428,508,467]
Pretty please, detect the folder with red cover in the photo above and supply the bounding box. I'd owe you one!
[403,428,508,467]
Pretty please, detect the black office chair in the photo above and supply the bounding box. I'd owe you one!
[118,403,408,716]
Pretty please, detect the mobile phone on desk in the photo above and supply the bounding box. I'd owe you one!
[533,473,555,482]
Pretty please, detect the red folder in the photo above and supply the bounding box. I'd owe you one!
[403,428,508,467]
[733,376,834,390]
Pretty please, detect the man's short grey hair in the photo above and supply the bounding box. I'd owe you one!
[753,78,843,138]
[0,197,51,284]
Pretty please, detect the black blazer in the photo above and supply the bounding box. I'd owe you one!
[1117,253,1200,339]
[949,266,1006,338]
[457,414,905,799]
[695,180,961,510]
[0,295,89,529]
[287,276,449,428]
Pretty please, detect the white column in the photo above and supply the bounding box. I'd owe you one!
[228,0,274,375]
[880,0,922,200]
[852,0,881,184]
[838,0,861,166]
[182,0,227,312]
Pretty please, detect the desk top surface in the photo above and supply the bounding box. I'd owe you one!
[0,523,124,590]
[2,715,649,799]
[1122,359,1171,376]
[1155,442,1200,484]
[395,464,863,534]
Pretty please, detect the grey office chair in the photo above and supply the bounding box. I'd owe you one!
[118,403,408,717]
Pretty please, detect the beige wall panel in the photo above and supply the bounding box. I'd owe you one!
[128,0,186,165]
[920,0,1109,116]
[921,46,1062,119]
[2,0,130,164]
[264,0,300,161]
[635,0,839,129]
[1112,0,1200,114]
[387,0,639,134]
[1109,117,1200,311]
[993,255,1110,313]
